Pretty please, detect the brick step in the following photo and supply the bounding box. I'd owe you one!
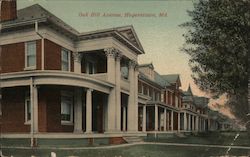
[123,136,143,143]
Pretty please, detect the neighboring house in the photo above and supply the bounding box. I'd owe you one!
[137,63,210,133]
[0,1,214,146]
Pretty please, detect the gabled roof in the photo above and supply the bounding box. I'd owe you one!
[138,63,170,88]
[154,71,171,87]
[116,25,144,53]
[1,4,144,54]
[161,74,181,86]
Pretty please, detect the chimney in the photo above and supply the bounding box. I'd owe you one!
[0,0,17,22]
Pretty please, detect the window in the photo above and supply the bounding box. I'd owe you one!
[25,95,31,123]
[25,41,36,69]
[61,49,70,71]
[61,91,73,124]
[87,61,96,74]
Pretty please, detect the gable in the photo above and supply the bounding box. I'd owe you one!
[117,26,144,53]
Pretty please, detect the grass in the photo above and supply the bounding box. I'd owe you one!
[2,132,250,157]
[3,145,250,157]
[145,131,250,147]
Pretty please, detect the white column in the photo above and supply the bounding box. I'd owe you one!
[163,108,167,131]
[183,112,187,131]
[195,116,199,131]
[115,52,122,131]
[134,67,139,131]
[171,110,174,131]
[105,48,117,132]
[33,85,38,133]
[127,60,136,132]
[177,112,180,132]
[154,105,158,131]
[105,48,116,83]
[74,88,83,133]
[73,52,82,73]
[123,106,126,131]
[188,114,191,131]
[192,115,195,131]
[142,105,146,132]
[86,88,92,133]
[41,38,45,70]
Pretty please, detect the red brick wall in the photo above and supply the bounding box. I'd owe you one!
[44,39,74,72]
[1,86,75,133]
[1,42,25,73]
[109,137,126,144]
[1,87,30,133]
[147,106,154,131]
[44,39,61,70]
[173,112,178,130]
[1,40,42,73]
[168,91,171,105]
[38,87,47,132]
[45,86,74,132]
[36,40,42,70]
[0,0,17,22]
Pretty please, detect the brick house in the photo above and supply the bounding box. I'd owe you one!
[0,0,211,146]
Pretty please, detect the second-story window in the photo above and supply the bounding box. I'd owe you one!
[87,61,96,74]
[25,41,36,69]
[61,49,70,71]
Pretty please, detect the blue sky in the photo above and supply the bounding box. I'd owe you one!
[18,0,206,96]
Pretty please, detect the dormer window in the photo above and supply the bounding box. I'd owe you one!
[61,48,71,71]
[25,41,36,69]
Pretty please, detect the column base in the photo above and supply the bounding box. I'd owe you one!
[85,131,93,134]
[105,130,122,134]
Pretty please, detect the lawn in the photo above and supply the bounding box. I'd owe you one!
[2,145,250,157]
[145,131,250,147]
[2,132,250,157]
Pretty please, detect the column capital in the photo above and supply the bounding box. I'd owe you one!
[86,88,94,92]
[73,52,82,63]
[129,60,138,69]
[116,51,123,61]
[104,47,121,58]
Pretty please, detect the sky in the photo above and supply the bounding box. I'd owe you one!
[17,0,203,96]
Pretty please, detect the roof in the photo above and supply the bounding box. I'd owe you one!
[182,85,194,102]
[1,4,144,54]
[161,74,182,87]
[154,71,171,87]
[194,96,209,108]
[2,4,79,34]
[138,63,154,69]
[138,63,171,88]
[139,72,166,88]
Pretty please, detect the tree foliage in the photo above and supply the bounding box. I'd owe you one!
[181,0,250,123]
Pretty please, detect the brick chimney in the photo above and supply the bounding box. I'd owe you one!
[0,0,17,22]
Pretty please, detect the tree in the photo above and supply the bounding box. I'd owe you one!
[181,0,250,127]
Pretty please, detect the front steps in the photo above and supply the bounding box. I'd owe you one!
[123,136,143,143]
